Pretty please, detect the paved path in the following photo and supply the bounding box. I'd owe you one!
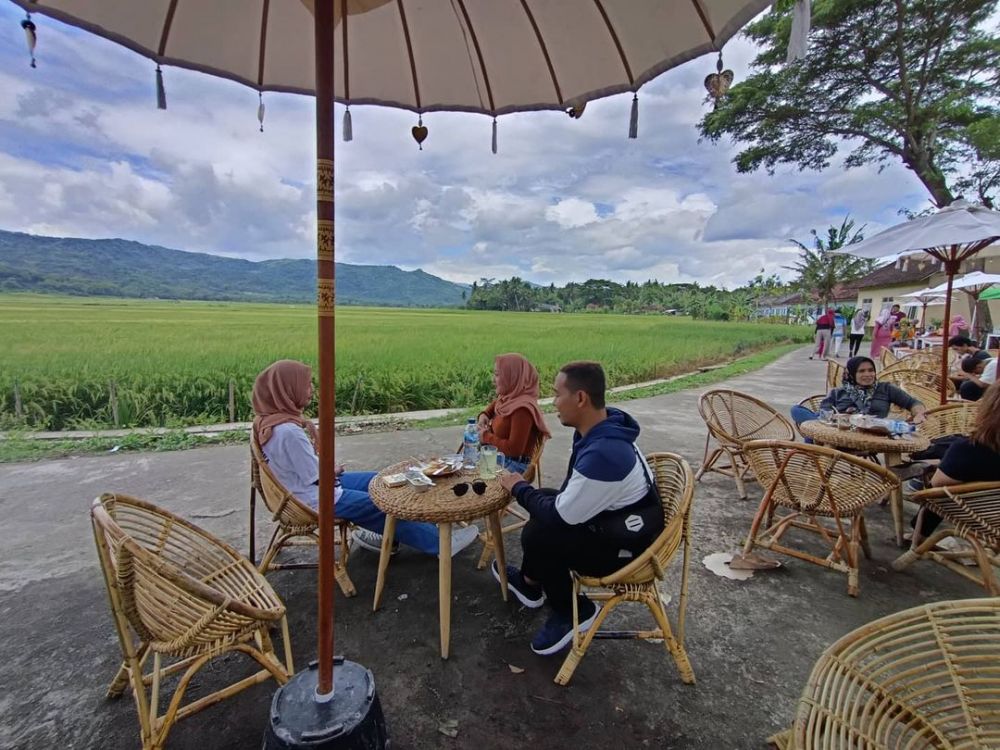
[0,348,975,750]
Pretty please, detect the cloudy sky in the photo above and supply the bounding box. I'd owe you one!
[0,4,935,289]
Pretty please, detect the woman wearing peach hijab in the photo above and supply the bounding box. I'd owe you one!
[477,353,551,473]
[253,360,478,556]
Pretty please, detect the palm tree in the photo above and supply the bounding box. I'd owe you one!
[787,217,875,309]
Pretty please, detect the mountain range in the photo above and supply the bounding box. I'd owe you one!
[0,230,469,307]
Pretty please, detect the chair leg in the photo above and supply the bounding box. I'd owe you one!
[846,518,862,597]
[248,486,257,564]
[694,439,720,482]
[476,524,494,570]
[742,491,775,556]
[647,590,695,684]
[554,592,620,686]
[335,523,357,597]
[257,526,285,575]
[727,448,748,500]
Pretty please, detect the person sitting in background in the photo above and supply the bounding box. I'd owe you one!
[949,313,970,338]
[910,381,1000,546]
[477,353,550,474]
[790,355,927,427]
[495,361,664,656]
[949,335,991,387]
[253,360,478,556]
[959,355,997,402]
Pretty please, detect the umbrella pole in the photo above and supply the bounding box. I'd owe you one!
[315,0,337,698]
[939,258,958,406]
[969,292,979,341]
[264,5,389,748]
[919,302,927,332]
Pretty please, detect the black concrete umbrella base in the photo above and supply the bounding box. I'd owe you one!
[263,658,389,749]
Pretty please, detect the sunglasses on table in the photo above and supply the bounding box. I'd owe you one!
[452,481,487,496]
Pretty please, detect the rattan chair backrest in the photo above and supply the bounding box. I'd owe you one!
[825,359,844,390]
[879,348,897,369]
[880,366,955,396]
[794,597,1000,749]
[596,452,694,586]
[743,440,899,516]
[697,390,795,448]
[797,394,827,413]
[913,482,1000,550]
[917,402,980,441]
[251,433,319,529]
[521,435,547,486]
[91,493,283,650]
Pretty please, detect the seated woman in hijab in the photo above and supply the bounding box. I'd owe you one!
[477,353,550,473]
[790,355,927,427]
[253,360,479,556]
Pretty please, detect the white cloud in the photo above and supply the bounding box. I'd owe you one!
[0,4,939,290]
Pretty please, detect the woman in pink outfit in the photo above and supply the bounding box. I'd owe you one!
[869,304,899,358]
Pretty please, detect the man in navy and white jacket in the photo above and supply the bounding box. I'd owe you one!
[496,361,663,656]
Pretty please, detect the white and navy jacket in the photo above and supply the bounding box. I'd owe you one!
[510,407,653,528]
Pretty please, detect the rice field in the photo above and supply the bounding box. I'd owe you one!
[0,295,810,430]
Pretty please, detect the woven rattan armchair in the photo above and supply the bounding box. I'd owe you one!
[824,359,844,391]
[91,493,292,750]
[695,389,796,500]
[741,440,899,596]
[797,394,827,414]
[892,481,1000,595]
[916,402,979,442]
[880,367,955,398]
[555,452,696,687]
[771,597,1000,749]
[879,347,898,369]
[250,434,356,597]
[474,436,546,570]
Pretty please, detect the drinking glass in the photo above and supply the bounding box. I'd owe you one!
[818,409,834,424]
[478,445,505,479]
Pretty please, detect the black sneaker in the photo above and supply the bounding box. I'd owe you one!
[530,597,600,656]
[491,560,545,608]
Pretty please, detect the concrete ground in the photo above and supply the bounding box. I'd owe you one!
[0,347,980,750]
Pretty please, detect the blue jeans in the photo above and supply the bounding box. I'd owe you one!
[503,457,528,474]
[336,471,441,555]
[790,406,817,443]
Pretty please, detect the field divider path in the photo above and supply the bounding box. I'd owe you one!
[0,359,743,442]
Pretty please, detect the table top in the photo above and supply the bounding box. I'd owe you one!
[368,461,511,523]
[798,420,930,454]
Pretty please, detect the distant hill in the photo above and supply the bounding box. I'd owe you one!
[0,230,469,307]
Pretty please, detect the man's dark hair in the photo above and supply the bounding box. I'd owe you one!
[961,356,987,374]
[949,335,978,348]
[560,361,606,408]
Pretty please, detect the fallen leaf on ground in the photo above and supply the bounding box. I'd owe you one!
[508,664,525,674]
[438,719,459,738]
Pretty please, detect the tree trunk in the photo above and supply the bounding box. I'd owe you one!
[903,146,955,207]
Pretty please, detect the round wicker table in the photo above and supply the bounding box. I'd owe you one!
[367,461,512,659]
[798,420,929,548]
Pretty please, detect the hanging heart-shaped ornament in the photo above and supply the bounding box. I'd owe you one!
[704,69,734,100]
[411,119,428,150]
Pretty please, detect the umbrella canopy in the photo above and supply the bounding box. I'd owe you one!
[834,201,1000,404]
[983,286,1000,301]
[926,271,1000,338]
[8,0,776,701]
[10,0,773,116]
[899,287,950,330]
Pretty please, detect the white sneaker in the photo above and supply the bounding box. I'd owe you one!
[445,525,481,557]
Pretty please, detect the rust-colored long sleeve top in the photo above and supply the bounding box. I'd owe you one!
[480,400,539,459]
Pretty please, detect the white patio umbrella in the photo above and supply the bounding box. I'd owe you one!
[8,0,781,739]
[926,271,1000,339]
[898,287,951,330]
[835,201,1000,404]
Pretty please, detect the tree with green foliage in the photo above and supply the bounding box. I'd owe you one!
[700,0,1000,208]
[787,217,876,308]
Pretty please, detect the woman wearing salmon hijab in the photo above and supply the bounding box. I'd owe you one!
[477,353,551,473]
[253,360,478,556]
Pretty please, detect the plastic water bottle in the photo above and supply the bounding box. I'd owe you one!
[463,418,480,469]
[887,419,913,435]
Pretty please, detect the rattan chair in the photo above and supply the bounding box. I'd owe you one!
[824,359,844,390]
[695,389,796,500]
[741,440,899,596]
[771,597,1000,749]
[474,436,546,570]
[879,347,898,369]
[91,493,292,750]
[892,482,1000,595]
[554,452,696,687]
[916,401,979,442]
[880,366,955,397]
[250,434,356,597]
[797,394,827,414]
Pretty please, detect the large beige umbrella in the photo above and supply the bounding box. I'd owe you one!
[836,201,1000,404]
[9,0,775,734]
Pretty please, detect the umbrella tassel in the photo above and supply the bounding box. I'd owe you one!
[786,0,811,63]
[156,65,167,110]
[343,106,353,142]
[628,94,639,139]
[491,118,498,155]
[21,15,37,68]
[257,93,265,132]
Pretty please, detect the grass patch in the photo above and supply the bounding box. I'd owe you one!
[0,429,248,463]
